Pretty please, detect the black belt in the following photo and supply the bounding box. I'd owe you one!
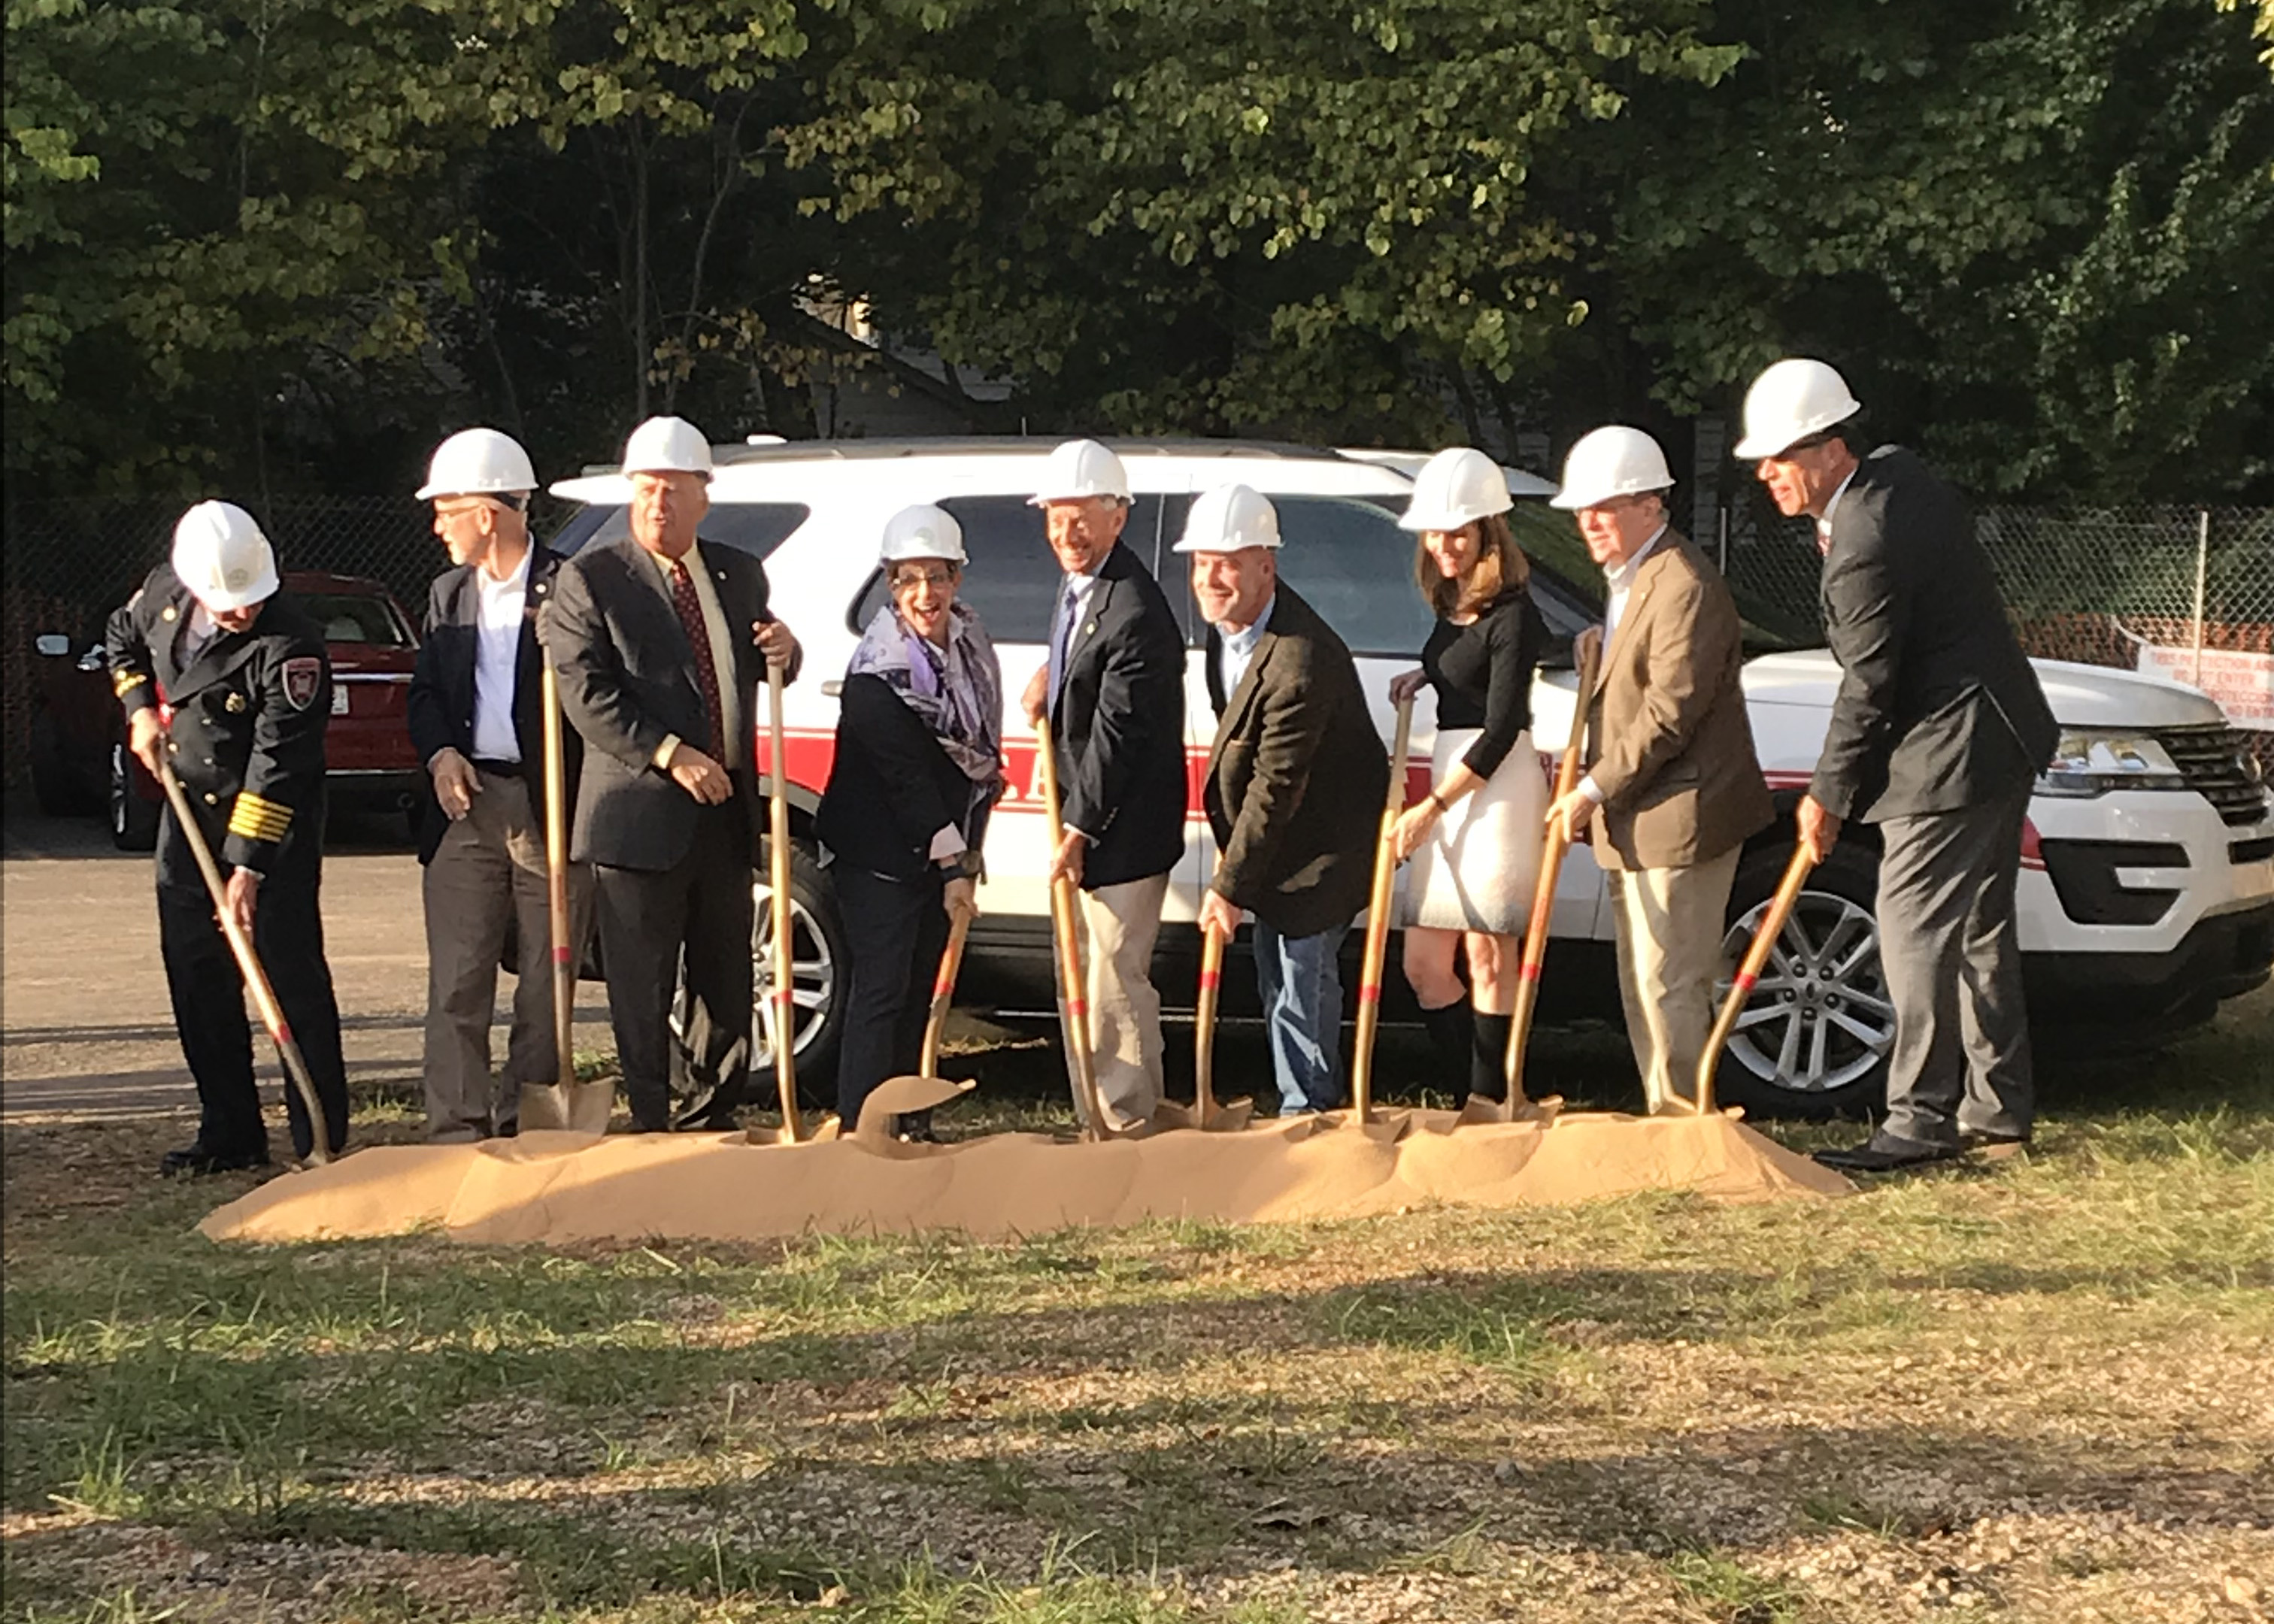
[471,759,523,778]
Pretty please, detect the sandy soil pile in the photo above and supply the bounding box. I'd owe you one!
[199,1109,1850,1244]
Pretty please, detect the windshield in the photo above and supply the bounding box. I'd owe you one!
[300,592,414,649]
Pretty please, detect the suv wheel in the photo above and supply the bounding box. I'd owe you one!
[1713,842,1895,1119]
[109,744,159,852]
[668,843,846,1120]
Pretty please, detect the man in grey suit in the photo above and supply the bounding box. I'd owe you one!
[539,416,801,1132]
[1739,359,2058,1172]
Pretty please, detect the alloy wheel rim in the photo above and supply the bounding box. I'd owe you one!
[1718,889,1896,1094]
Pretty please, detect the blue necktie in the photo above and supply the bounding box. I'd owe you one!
[1048,581,1080,709]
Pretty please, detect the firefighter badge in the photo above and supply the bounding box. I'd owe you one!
[281,657,323,711]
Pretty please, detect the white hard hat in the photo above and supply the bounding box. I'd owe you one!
[1172,483,1281,553]
[416,426,538,501]
[1550,426,1675,511]
[880,504,966,565]
[1399,447,1513,532]
[1733,358,1862,460]
[620,415,714,479]
[171,501,280,612]
[1028,438,1131,506]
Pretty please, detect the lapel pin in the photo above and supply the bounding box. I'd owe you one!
[161,605,177,623]
[226,691,247,714]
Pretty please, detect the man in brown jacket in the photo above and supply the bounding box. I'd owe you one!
[1545,429,1772,1113]
[1183,484,1388,1114]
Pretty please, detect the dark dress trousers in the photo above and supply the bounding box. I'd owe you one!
[406,545,589,1137]
[816,672,996,1129]
[106,564,350,1162]
[1813,446,2059,1146]
[1048,540,1187,891]
[538,534,794,1130]
[1201,583,1387,938]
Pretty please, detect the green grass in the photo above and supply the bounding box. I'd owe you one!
[5,991,2269,1621]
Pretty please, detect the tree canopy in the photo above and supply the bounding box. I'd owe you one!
[5,0,2269,504]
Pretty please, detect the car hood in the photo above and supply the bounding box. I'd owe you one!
[1742,650,2227,729]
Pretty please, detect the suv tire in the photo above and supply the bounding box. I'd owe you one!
[1713,841,1896,1120]
[669,841,847,1120]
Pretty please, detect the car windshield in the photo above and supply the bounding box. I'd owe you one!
[299,592,412,648]
[550,503,812,562]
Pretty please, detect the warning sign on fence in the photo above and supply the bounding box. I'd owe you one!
[2135,646,2274,731]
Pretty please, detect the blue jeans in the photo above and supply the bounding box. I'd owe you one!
[1252,920,1348,1114]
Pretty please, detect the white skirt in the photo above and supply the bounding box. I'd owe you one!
[1396,727,1547,935]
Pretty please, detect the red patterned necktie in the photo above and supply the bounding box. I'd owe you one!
[666,559,726,761]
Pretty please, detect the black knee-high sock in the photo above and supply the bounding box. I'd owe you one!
[1470,1010,1512,1103]
[1419,1001,1473,1086]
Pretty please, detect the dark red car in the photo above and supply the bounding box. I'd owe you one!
[28,571,426,848]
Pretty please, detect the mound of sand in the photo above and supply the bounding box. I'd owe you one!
[199,1110,1850,1245]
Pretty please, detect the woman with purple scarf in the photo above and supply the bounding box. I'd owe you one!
[815,504,1005,1135]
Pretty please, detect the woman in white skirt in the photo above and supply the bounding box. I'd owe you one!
[1387,448,1551,1105]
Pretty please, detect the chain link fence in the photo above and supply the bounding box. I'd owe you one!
[3,496,450,798]
[6,491,2271,786]
[1717,499,2274,777]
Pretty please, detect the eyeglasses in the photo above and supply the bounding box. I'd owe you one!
[892,568,955,589]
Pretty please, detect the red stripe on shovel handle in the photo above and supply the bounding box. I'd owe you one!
[932,968,956,998]
[1198,969,1220,991]
[1066,997,1088,1020]
[1732,970,1758,996]
[553,944,572,965]
[1518,960,1544,983]
[274,1020,294,1047]
[1357,981,1383,1006]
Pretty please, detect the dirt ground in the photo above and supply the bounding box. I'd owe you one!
[5,798,2271,1622]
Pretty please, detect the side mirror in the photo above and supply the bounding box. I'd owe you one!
[34,634,71,657]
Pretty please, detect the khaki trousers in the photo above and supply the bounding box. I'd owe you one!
[421,771,593,1140]
[1605,844,1741,1115]
[1072,871,1169,1130]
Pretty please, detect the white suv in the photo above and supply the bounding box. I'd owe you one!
[550,438,2274,1116]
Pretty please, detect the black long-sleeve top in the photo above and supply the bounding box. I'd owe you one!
[1420,588,1548,780]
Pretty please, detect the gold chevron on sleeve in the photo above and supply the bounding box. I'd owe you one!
[227,792,293,843]
[112,670,150,698]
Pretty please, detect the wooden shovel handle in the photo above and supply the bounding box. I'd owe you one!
[541,665,576,1091]
[919,907,972,1078]
[1034,723,1110,1138]
[1194,923,1226,1115]
[1503,638,1599,1092]
[766,659,805,1142]
[1349,693,1415,1124]
[1694,845,1815,1116]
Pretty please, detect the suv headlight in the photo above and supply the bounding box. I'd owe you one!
[2035,729,2188,797]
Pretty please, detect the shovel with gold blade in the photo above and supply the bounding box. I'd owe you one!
[1153,904,1255,1133]
[1463,634,1599,1126]
[747,658,840,1145]
[1034,721,1117,1141]
[520,664,614,1134]
[857,901,980,1146]
[1692,845,1816,1116]
[1343,692,1415,1144]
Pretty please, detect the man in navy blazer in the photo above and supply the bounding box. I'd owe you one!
[406,428,589,1141]
[1018,439,1187,1130]
[539,417,801,1133]
[1741,359,2057,1173]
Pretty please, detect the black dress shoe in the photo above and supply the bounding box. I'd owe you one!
[159,1144,272,1178]
[1960,1129,2029,1162]
[1813,1131,1961,1174]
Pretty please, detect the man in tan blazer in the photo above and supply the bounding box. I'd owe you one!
[1545,427,1773,1113]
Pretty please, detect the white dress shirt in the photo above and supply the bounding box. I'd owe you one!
[1577,523,1669,807]
[1215,592,1276,701]
[470,546,530,763]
